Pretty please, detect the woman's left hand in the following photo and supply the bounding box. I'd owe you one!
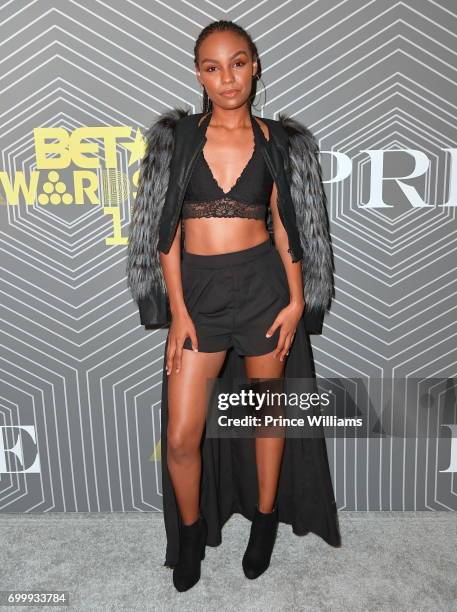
[266,300,305,361]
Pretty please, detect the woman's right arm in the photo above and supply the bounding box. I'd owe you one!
[160,220,199,374]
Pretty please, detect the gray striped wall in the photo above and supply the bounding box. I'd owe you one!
[0,0,456,512]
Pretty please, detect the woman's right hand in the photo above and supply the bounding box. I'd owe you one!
[166,309,198,375]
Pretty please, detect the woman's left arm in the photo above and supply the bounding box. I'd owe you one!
[266,182,305,360]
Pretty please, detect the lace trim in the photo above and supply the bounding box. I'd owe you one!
[182,198,266,220]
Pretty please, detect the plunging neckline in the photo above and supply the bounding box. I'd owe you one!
[201,114,257,197]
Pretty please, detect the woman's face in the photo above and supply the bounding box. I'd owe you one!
[196,30,257,109]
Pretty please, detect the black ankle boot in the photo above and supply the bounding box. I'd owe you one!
[173,515,207,592]
[242,503,279,579]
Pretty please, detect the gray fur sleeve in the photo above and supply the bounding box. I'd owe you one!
[125,108,188,326]
[279,114,335,314]
[126,111,175,300]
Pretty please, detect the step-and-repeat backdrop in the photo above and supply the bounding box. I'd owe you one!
[0,1,455,511]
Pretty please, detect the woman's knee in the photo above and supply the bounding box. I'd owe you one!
[167,427,200,461]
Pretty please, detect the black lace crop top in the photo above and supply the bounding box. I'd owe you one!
[182,113,273,220]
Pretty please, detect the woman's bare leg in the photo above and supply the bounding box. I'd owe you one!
[167,348,227,525]
[244,351,286,513]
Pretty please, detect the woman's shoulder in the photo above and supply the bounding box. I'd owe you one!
[145,107,193,133]
[251,114,318,157]
[279,114,320,155]
[262,114,318,148]
[142,107,199,153]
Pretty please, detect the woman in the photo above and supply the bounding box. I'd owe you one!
[127,20,341,592]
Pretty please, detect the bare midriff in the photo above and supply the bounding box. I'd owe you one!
[182,217,270,255]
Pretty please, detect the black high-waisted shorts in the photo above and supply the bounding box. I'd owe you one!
[181,237,290,356]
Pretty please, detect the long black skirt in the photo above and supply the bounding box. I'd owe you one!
[160,304,342,568]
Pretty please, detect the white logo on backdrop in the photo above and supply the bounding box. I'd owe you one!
[0,426,40,474]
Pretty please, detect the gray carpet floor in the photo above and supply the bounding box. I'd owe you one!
[0,512,455,611]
